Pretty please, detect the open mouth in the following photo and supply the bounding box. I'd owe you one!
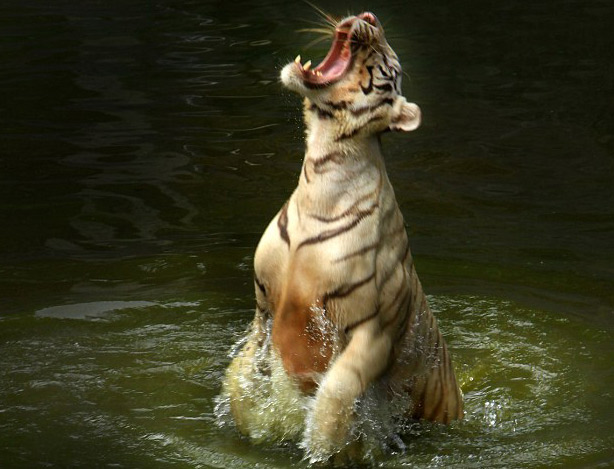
[293,12,378,88]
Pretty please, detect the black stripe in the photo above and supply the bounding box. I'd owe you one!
[378,255,407,302]
[374,83,393,93]
[254,276,267,296]
[449,348,461,419]
[303,163,310,183]
[382,54,391,70]
[383,280,408,318]
[412,277,425,326]
[335,114,384,141]
[312,151,343,173]
[421,311,432,351]
[333,241,378,263]
[310,192,378,223]
[322,272,375,303]
[401,240,411,264]
[381,269,411,334]
[323,100,350,110]
[360,65,374,95]
[378,65,392,78]
[350,97,394,117]
[344,306,380,334]
[298,205,377,249]
[431,374,445,419]
[277,202,290,247]
[377,201,402,232]
[309,103,333,119]
[403,275,418,331]
[376,74,395,84]
[440,341,450,422]
[363,49,376,63]
[376,238,409,291]
[311,173,381,223]
[303,81,328,90]
[310,205,377,224]
[392,290,412,341]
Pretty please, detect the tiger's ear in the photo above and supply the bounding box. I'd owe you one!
[389,97,421,132]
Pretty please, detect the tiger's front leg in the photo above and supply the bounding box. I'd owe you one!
[302,319,392,461]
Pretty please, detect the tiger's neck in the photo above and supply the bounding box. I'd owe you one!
[296,109,388,218]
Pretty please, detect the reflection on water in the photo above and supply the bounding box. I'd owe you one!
[36,300,158,319]
[0,0,613,467]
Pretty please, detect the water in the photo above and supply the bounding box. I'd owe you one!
[1,0,613,467]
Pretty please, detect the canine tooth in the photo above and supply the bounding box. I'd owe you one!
[316,71,323,76]
[294,54,301,64]
[303,60,312,71]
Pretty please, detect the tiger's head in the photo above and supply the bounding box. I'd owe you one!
[281,11,421,138]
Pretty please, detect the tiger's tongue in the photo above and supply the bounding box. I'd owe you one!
[297,29,352,85]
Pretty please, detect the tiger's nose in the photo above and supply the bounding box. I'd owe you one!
[358,12,378,26]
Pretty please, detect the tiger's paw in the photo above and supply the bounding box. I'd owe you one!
[301,393,356,463]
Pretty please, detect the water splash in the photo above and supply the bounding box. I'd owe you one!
[218,305,423,464]
[306,304,340,359]
[215,319,311,444]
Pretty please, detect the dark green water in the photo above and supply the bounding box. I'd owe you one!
[1,0,613,467]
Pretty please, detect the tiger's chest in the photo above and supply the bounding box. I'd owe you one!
[253,193,381,389]
[254,193,378,316]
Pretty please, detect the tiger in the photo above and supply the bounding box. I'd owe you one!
[218,10,463,462]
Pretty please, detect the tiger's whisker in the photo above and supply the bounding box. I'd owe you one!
[302,0,338,28]
[303,35,333,51]
[299,18,335,29]
[296,27,335,36]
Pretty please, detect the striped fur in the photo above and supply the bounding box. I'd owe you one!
[221,11,462,462]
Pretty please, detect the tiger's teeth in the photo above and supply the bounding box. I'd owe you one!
[294,54,301,64]
[316,71,322,76]
[303,60,312,71]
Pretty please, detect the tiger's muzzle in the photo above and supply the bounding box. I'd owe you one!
[284,11,383,90]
